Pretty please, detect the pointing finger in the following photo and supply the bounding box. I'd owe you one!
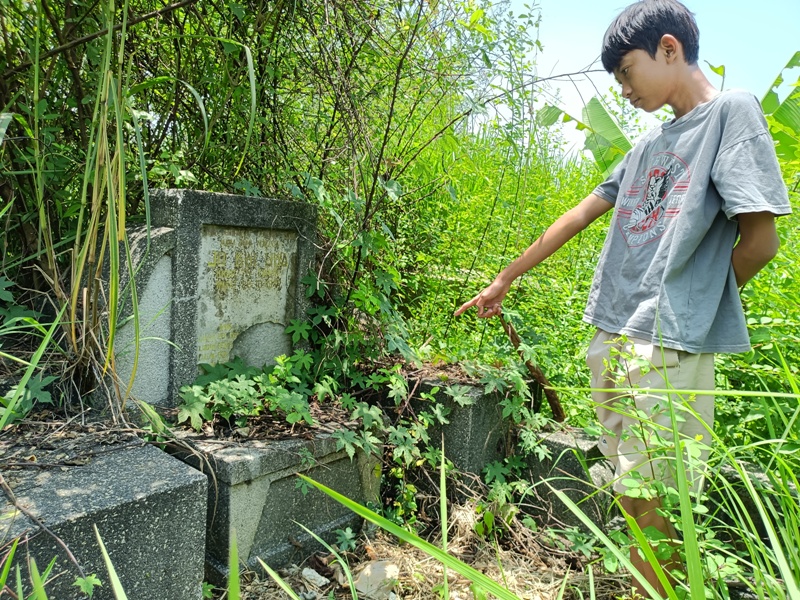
[454,295,479,316]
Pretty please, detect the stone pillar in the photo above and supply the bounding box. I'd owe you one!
[115,226,176,407]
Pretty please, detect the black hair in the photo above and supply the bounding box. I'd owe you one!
[601,0,700,73]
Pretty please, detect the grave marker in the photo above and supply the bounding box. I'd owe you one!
[118,189,319,406]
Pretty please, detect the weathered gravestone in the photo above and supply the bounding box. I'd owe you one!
[171,433,380,583]
[116,189,317,407]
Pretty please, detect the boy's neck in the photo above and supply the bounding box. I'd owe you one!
[667,65,720,119]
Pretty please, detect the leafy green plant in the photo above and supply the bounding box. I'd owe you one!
[73,573,104,598]
[334,526,358,553]
[762,52,800,175]
[177,353,316,431]
[0,305,66,428]
[201,581,215,599]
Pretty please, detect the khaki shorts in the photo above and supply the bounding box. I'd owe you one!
[586,329,715,495]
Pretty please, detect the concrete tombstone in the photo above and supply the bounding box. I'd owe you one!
[116,189,316,407]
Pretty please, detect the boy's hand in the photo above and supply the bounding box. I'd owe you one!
[454,279,510,318]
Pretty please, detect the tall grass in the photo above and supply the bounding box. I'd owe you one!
[1,0,260,420]
[299,379,799,599]
[0,0,149,421]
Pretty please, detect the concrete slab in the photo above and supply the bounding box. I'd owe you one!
[113,226,176,407]
[1,444,207,600]
[526,429,792,545]
[524,429,617,531]
[170,433,380,583]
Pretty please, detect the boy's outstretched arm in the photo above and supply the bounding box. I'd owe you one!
[454,193,613,318]
[732,211,780,287]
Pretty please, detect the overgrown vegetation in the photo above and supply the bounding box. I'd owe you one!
[1,0,799,598]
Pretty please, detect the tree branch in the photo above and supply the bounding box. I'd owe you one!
[3,0,200,79]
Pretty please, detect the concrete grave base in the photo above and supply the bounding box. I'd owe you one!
[171,433,380,584]
[1,444,207,600]
[404,377,786,541]
[525,429,793,545]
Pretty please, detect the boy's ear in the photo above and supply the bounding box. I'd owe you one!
[659,34,682,63]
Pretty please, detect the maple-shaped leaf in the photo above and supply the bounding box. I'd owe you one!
[19,374,58,405]
[285,319,311,343]
[333,429,360,460]
[483,461,510,485]
[445,384,476,407]
[178,399,212,431]
[290,349,314,374]
[351,402,384,430]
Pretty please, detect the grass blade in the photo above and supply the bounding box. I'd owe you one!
[298,474,522,600]
[0,304,66,429]
[546,483,666,600]
[229,529,241,600]
[93,525,128,600]
[28,558,48,600]
[738,471,800,599]
[440,437,449,599]
[0,538,18,587]
[257,558,302,600]
[668,405,705,600]
[0,112,12,144]
[293,522,358,599]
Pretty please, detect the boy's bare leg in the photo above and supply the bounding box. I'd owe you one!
[619,495,682,598]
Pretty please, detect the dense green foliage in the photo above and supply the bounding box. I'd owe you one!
[1,2,799,597]
[2,0,796,430]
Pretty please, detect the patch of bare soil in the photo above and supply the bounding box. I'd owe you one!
[401,363,481,385]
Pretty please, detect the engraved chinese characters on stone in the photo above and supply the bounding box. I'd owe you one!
[196,225,297,366]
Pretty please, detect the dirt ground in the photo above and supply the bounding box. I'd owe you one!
[225,508,628,600]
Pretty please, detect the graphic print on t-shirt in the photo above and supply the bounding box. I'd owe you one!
[616,151,690,247]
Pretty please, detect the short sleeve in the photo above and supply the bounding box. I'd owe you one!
[710,96,792,219]
[592,151,632,205]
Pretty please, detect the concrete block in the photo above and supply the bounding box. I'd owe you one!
[151,189,317,404]
[523,429,616,531]
[112,226,176,407]
[414,379,509,476]
[524,430,793,545]
[1,444,207,600]
[171,433,380,583]
[116,255,173,406]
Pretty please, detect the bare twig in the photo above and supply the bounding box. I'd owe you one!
[498,312,565,422]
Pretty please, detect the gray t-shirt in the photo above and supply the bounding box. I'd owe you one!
[585,90,792,354]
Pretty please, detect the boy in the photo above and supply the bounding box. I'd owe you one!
[455,0,791,595]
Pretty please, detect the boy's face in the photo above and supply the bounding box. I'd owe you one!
[613,47,674,113]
